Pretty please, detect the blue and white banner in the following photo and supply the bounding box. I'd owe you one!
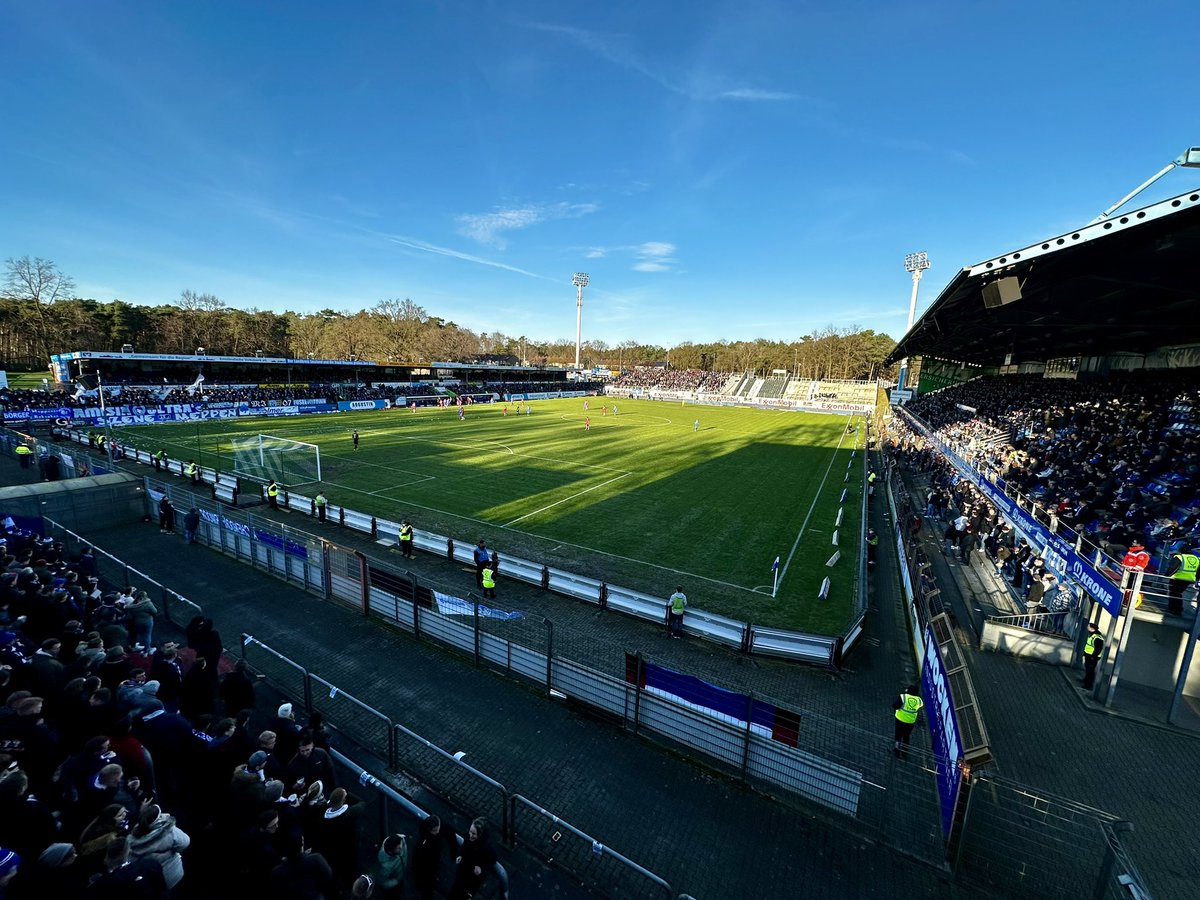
[921,625,964,835]
[432,589,523,621]
[2,407,75,422]
[902,410,1122,616]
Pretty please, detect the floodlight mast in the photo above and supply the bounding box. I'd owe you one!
[898,252,930,392]
[572,273,589,369]
[1092,146,1200,223]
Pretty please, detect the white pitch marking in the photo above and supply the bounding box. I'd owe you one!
[502,473,634,528]
[773,426,851,594]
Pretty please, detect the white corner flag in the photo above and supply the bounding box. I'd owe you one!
[771,556,780,597]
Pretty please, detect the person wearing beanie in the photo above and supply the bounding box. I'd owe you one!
[269,703,303,764]
[228,752,269,828]
[22,842,85,897]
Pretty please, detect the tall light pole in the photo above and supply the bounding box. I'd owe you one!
[898,251,930,392]
[572,273,589,369]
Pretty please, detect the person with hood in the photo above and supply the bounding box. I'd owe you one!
[127,804,190,891]
[371,833,409,899]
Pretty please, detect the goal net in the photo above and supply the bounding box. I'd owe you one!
[229,434,322,487]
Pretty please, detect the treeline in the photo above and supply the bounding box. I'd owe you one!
[1,256,895,379]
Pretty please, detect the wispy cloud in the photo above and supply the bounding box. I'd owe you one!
[524,22,801,103]
[375,231,548,280]
[456,201,599,248]
[717,88,797,102]
[881,137,975,166]
[585,247,607,259]
[632,241,677,273]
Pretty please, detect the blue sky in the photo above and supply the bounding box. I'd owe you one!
[2,1,1198,347]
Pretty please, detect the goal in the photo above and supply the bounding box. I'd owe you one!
[230,434,322,487]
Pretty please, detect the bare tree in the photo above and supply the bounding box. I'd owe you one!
[2,256,76,364]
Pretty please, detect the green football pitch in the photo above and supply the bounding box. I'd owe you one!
[118,398,865,634]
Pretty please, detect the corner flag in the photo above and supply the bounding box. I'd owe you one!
[771,556,780,598]
[771,556,780,571]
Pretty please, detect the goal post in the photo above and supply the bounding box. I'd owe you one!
[230,433,322,487]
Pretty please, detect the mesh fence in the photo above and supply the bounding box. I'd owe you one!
[954,772,1147,900]
[510,795,673,900]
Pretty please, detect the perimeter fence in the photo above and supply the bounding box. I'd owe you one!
[40,490,1153,899]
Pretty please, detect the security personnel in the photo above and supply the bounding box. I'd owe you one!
[1082,621,1104,688]
[893,684,924,758]
[267,480,279,511]
[154,449,168,471]
[186,459,199,485]
[398,520,414,558]
[481,562,496,599]
[1164,550,1199,616]
[866,528,879,567]
[314,491,327,522]
[667,587,687,638]
[14,443,33,469]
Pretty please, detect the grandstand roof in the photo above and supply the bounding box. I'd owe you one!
[886,187,1200,367]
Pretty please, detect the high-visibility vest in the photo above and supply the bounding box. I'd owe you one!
[186,463,198,476]
[267,484,279,497]
[14,445,32,456]
[670,592,686,614]
[1171,554,1199,582]
[868,472,876,484]
[867,534,878,547]
[315,494,326,508]
[895,693,924,724]
[155,451,167,462]
[481,567,495,589]
[1084,633,1102,656]
[399,525,412,542]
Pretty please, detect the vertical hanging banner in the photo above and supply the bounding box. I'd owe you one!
[921,625,964,835]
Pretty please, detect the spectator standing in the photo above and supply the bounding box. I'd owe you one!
[218,659,258,717]
[411,816,455,900]
[667,587,686,639]
[125,591,157,652]
[127,804,190,891]
[371,834,409,900]
[183,508,200,545]
[398,521,414,559]
[157,497,174,534]
[449,817,495,900]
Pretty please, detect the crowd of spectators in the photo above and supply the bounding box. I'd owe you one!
[0,522,493,898]
[886,422,1083,635]
[905,372,1200,563]
[609,367,727,393]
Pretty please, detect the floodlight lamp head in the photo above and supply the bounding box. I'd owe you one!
[572,273,590,287]
[1175,147,1200,168]
[904,252,930,273]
